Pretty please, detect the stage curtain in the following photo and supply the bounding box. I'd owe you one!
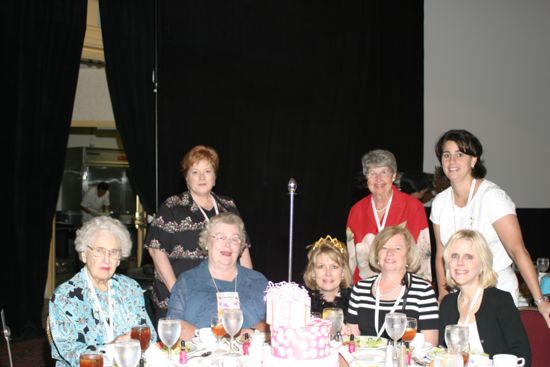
[1,0,86,337]
[99,0,157,213]
[156,1,424,279]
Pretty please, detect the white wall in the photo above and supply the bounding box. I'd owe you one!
[424,0,550,208]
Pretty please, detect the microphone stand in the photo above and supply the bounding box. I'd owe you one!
[1,309,13,367]
[287,178,297,282]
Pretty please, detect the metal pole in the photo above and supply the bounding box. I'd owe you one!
[1,309,13,367]
[287,178,297,282]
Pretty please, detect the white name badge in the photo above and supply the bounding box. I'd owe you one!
[217,291,240,313]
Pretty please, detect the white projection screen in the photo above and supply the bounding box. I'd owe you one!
[423,0,550,208]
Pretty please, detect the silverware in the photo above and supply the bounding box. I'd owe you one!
[187,351,212,360]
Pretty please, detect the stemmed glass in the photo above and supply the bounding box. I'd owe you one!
[158,317,181,362]
[444,324,469,366]
[385,312,407,366]
[113,340,141,367]
[130,325,151,367]
[537,258,550,273]
[322,307,344,341]
[211,313,226,354]
[402,317,417,352]
[222,309,243,356]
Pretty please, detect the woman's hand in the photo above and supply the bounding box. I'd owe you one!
[344,323,360,337]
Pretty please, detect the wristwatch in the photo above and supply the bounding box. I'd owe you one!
[534,297,545,306]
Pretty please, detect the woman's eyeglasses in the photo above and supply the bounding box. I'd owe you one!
[87,246,122,259]
[211,234,242,246]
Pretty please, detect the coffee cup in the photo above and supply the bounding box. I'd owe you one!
[197,327,217,346]
[492,354,525,367]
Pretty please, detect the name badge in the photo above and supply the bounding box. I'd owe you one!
[217,291,240,315]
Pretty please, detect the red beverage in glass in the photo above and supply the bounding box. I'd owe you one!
[402,328,417,343]
[211,323,226,338]
[80,353,104,367]
[462,352,469,366]
[131,325,152,351]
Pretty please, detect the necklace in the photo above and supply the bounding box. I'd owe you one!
[374,275,403,297]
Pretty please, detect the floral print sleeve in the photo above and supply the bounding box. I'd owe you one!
[49,269,156,367]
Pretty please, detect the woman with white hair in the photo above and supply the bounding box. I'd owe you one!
[49,216,156,367]
[346,149,432,283]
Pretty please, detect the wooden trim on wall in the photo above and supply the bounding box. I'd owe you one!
[82,0,104,62]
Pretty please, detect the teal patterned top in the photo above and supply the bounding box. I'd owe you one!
[49,267,156,367]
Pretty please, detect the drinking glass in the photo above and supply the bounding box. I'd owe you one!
[113,340,141,367]
[537,258,549,273]
[434,352,464,367]
[322,307,344,340]
[385,312,407,366]
[131,325,151,366]
[402,317,417,351]
[222,309,243,356]
[211,314,226,353]
[158,317,181,362]
[79,353,104,367]
[444,325,469,365]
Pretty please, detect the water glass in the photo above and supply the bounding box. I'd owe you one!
[113,340,141,367]
[322,307,344,340]
[158,317,181,361]
[222,309,243,356]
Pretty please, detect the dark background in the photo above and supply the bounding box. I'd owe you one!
[156,1,424,281]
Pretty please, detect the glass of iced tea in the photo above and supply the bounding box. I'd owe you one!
[79,353,104,367]
[131,325,151,366]
[210,313,225,353]
[402,317,417,343]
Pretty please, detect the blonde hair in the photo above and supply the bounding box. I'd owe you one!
[368,224,421,273]
[303,236,352,290]
[443,229,497,289]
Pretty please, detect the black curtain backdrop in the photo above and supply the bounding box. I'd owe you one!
[1,0,87,337]
[157,1,424,280]
[98,0,157,214]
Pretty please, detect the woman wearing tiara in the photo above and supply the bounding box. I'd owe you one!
[303,236,353,315]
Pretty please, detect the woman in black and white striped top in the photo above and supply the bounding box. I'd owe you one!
[346,225,439,345]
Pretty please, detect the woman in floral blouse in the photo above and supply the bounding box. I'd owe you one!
[144,145,252,320]
[49,217,156,366]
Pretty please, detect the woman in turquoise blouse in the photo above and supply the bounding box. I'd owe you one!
[49,217,156,367]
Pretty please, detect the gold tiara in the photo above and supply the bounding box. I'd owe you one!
[311,235,346,254]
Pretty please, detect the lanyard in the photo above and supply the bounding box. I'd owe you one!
[373,274,406,338]
[84,268,114,342]
[452,178,477,230]
[197,195,219,222]
[372,194,393,232]
[459,287,482,325]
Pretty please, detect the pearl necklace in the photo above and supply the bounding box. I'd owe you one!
[374,275,403,297]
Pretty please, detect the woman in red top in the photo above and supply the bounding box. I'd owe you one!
[346,149,431,283]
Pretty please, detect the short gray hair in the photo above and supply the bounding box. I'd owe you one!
[361,149,397,176]
[74,216,132,258]
[198,212,247,253]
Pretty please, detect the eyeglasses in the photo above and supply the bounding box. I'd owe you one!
[211,234,242,246]
[441,152,469,161]
[87,246,122,259]
[366,169,393,179]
